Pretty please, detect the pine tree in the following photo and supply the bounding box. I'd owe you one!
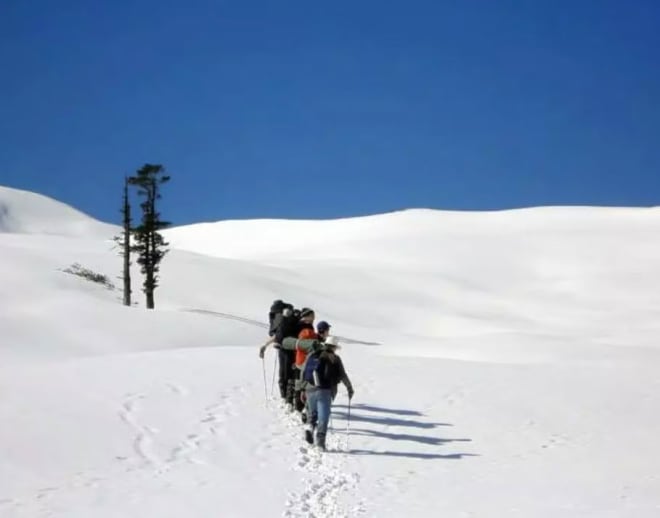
[128,164,171,309]
[114,176,133,306]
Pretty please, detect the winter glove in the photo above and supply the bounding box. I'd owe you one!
[348,387,355,400]
[259,345,267,359]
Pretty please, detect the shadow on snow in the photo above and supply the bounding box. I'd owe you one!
[331,410,450,429]
[348,428,471,446]
[331,403,477,460]
[345,450,479,460]
[334,403,428,417]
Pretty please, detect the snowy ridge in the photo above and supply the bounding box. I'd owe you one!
[0,185,116,238]
[163,205,660,262]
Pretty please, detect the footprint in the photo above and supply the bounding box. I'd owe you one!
[166,383,189,396]
[445,389,466,406]
[284,435,362,517]
[35,487,58,500]
[165,392,238,465]
[118,393,164,469]
[540,433,570,449]
[0,498,17,508]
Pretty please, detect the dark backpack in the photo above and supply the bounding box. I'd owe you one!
[268,300,294,337]
[277,307,300,341]
[303,352,342,387]
[303,351,322,385]
[268,300,283,336]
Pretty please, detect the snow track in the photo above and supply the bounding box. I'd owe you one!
[119,393,162,468]
[263,398,366,518]
[285,444,364,518]
[181,308,381,346]
[118,384,242,472]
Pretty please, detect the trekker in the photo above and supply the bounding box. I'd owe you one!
[292,309,317,413]
[294,319,332,419]
[303,336,354,451]
[316,321,331,342]
[259,303,300,405]
[297,308,315,337]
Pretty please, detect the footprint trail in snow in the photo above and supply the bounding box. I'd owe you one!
[267,399,366,518]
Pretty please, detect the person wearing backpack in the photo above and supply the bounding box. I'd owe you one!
[289,309,318,413]
[268,300,286,337]
[259,302,300,405]
[302,336,354,451]
[294,320,332,420]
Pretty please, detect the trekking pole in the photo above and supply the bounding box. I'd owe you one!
[261,357,268,402]
[345,396,352,450]
[270,352,278,398]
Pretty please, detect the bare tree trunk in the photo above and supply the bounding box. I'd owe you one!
[145,182,155,309]
[122,177,132,306]
[146,288,155,309]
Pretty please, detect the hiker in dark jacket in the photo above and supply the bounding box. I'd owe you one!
[260,307,318,411]
[303,336,354,451]
[259,306,302,405]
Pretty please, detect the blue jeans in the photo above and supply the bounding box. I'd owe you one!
[306,388,333,437]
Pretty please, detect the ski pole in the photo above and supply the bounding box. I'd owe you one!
[262,357,268,401]
[345,396,352,450]
[271,352,278,398]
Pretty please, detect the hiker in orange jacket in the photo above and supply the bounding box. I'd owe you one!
[292,309,316,413]
[296,318,330,364]
[295,320,332,420]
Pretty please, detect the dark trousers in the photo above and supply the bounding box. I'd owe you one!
[278,348,295,402]
[294,387,305,413]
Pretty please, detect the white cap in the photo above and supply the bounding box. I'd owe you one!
[325,335,340,347]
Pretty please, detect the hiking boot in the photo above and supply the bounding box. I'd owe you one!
[316,433,326,451]
[301,410,308,424]
[304,424,315,445]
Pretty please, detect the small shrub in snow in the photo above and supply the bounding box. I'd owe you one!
[62,263,115,290]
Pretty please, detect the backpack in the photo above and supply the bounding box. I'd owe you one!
[303,351,322,385]
[268,300,294,337]
[268,300,284,336]
[303,351,342,387]
[275,307,301,342]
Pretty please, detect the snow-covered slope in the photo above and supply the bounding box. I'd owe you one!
[164,206,660,360]
[1,186,659,517]
[0,185,116,237]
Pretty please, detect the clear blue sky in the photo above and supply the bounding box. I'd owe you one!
[1,0,659,225]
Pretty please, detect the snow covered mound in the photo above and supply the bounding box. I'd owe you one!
[164,205,660,264]
[0,185,116,238]
[163,206,660,357]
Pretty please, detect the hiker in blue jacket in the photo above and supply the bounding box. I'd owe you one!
[302,336,354,451]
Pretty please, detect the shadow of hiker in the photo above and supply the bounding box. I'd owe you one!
[349,428,472,446]
[334,403,427,417]
[330,402,477,460]
[345,450,479,460]
[332,411,451,429]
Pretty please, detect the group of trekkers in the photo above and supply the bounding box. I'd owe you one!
[259,300,354,451]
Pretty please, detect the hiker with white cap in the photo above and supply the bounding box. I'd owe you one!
[301,335,354,451]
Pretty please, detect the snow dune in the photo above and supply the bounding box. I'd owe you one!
[1,185,659,517]
[0,186,116,238]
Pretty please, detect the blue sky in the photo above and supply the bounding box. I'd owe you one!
[1,0,659,225]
